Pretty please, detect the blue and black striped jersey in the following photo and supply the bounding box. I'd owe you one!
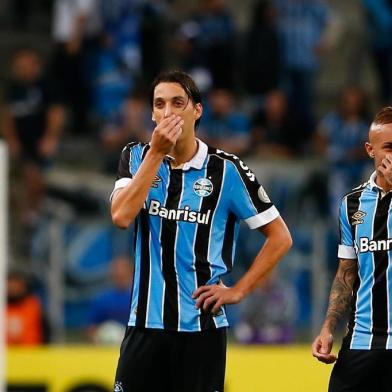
[111,139,280,332]
[338,171,392,349]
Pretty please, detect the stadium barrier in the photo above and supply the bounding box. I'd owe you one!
[7,345,332,391]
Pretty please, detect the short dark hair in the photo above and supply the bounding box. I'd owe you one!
[373,106,392,126]
[149,70,202,127]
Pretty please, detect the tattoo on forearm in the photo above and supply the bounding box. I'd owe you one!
[325,260,357,331]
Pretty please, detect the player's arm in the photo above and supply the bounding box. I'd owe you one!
[312,258,357,364]
[111,115,183,229]
[193,216,292,312]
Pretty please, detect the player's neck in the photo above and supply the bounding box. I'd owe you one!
[171,136,198,166]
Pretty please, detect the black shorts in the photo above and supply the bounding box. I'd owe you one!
[114,326,227,392]
[329,349,392,392]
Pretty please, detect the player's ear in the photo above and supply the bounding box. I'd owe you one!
[365,142,374,159]
[194,103,202,121]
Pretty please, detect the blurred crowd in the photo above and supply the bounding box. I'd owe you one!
[2,0,390,345]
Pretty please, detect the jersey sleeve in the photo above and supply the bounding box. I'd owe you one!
[338,196,357,259]
[110,142,142,201]
[227,159,279,229]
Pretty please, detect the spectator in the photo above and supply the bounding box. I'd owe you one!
[250,89,304,158]
[100,89,153,172]
[314,86,371,216]
[177,0,236,88]
[2,48,65,226]
[7,269,47,345]
[99,0,144,75]
[139,1,169,86]
[87,256,133,344]
[244,0,281,98]
[51,0,101,134]
[234,271,296,344]
[274,0,330,132]
[199,88,250,155]
[90,37,133,123]
[92,0,144,125]
[362,0,392,103]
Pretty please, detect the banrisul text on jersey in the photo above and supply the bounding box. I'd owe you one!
[147,200,211,224]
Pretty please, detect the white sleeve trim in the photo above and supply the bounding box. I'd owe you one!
[244,206,280,229]
[109,178,132,202]
[338,244,357,259]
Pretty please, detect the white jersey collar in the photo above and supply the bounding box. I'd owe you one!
[165,138,208,171]
[369,171,392,197]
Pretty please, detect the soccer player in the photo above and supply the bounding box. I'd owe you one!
[312,106,392,392]
[110,70,292,392]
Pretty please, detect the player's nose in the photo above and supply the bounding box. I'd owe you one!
[164,104,172,118]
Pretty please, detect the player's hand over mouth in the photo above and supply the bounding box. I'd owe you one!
[378,153,392,185]
[150,114,184,156]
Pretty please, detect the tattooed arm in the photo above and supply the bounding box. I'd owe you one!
[311,258,358,364]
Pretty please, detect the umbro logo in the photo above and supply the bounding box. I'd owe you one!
[151,175,162,188]
[352,210,366,225]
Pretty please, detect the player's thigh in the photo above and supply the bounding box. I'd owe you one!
[171,328,227,392]
[114,327,170,392]
[329,350,381,392]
